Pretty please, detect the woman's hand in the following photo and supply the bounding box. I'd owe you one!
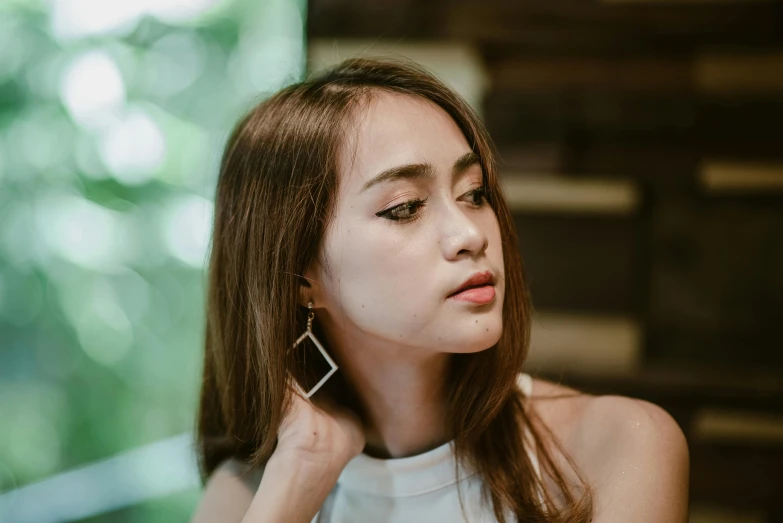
[273,377,366,473]
[239,383,365,523]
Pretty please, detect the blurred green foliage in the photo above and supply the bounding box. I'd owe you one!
[0,0,305,520]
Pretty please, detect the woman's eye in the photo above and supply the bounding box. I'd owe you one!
[377,198,428,222]
[464,186,488,207]
[377,188,487,223]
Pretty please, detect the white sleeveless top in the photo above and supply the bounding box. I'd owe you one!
[311,372,542,523]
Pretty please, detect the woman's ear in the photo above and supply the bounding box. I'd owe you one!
[298,279,312,307]
[297,265,321,307]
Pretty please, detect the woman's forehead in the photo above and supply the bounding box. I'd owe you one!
[337,91,471,192]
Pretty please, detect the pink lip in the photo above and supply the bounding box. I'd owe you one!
[447,270,496,304]
[448,270,495,296]
[449,285,495,304]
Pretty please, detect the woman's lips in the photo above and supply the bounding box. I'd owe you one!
[448,284,495,304]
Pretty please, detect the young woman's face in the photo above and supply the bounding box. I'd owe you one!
[309,91,504,356]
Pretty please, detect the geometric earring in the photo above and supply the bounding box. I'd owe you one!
[290,300,339,399]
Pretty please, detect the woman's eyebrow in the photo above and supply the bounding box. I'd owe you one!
[359,151,481,194]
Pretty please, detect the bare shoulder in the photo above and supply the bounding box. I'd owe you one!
[190,458,265,523]
[528,377,690,523]
[578,394,690,522]
[526,376,593,434]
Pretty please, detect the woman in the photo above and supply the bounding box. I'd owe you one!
[191,58,689,523]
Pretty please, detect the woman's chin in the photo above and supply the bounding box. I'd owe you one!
[445,330,503,354]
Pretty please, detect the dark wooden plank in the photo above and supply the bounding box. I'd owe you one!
[691,443,783,513]
[484,93,783,162]
[513,213,643,313]
[309,0,783,52]
[646,191,783,368]
[490,58,693,94]
[538,366,783,414]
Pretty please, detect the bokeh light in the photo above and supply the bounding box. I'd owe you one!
[0,0,307,520]
[60,50,126,130]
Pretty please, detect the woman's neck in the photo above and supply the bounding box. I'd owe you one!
[323,331,452,459]
[357,356,451,459]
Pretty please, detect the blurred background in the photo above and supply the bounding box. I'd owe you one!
[0,0,781,522]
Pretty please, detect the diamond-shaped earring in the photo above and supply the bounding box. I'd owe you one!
[290,300,338,399]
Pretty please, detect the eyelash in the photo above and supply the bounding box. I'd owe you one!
[376,187,489,223]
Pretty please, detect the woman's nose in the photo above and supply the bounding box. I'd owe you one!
[439,206,489,260]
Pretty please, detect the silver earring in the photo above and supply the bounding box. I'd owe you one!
[291,301,338,399]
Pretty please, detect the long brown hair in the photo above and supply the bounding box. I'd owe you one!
[196,57,592,522]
